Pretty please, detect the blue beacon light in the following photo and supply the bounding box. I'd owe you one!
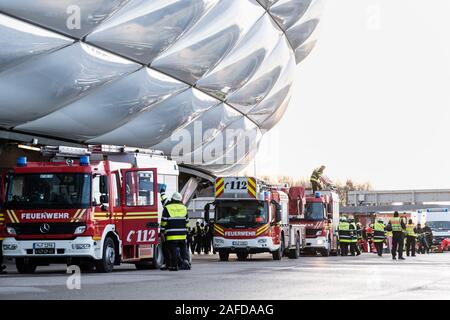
[79,156,90,166]
[16,156,27,167]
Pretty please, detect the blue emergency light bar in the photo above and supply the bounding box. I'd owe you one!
[79,156,90,166]
[315,192,321,198]
[16,156,27,167]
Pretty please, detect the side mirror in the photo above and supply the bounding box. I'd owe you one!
[100,176,108,194]
[100,194,109,204]
[275,203,282,223]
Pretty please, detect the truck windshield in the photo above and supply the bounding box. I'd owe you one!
[5,173,91,209]
[215,200,268,227]
[303,202,325,220]
[427,221,450,231]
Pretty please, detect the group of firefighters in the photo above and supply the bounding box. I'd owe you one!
[187,222,214,255]
[338,211,434,260]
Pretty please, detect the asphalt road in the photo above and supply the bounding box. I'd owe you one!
[1,252,450,300]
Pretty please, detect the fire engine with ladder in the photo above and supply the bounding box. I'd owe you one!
[0,145,178,273]
[288,187,340,256]
[210,177,306,261]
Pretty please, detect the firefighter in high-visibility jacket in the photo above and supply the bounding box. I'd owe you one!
[373,219,386,256]
[405,219,417,257]
[310,165,326,193]
[338,217,351,256]
[388,211,406,260]
[348,217,361,256]
[160,192,190,271]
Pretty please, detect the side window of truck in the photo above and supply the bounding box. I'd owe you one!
[111,173,120,207]
[92,175,108,206]
[125,171,155,207]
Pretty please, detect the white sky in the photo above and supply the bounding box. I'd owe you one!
[251,0,450,190]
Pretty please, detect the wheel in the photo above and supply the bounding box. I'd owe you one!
[78,262,95,272]
[236,252,248,261]
[288,239,300,259]
[219,251,229,261]
[16,258,37,274]
[95,237,115,273]
[272,241,283,261]
[321,248,330,257]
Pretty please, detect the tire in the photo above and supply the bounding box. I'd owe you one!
[95,237,115,273]
[16,258,37,274]
[78,263,95,272]
[236,252,248,261]
[219,251,229,261]
[272,241,283,261]
[288,239,300,259]
[321,248,330,257]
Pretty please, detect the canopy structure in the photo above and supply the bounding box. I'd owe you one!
[0,0,322,174]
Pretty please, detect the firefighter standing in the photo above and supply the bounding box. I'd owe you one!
[348,217,361,256]
[388,211,406,260]
[373,219,386,256]
[365,223,374,253]
[159,184,171,270]
[310,165,326,193]
[193,221,204,254]
[338,217,351,256]
[405,219,417,257]
[160,192,190,271]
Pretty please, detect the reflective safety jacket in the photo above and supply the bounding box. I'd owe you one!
[338,222,351,243]
[160,201,189,241]
[373,222,386,243]
[390,217,402,232]
[406,223,417,237]
[310,168,323,183]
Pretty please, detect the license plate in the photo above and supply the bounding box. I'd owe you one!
[35,248,55,254]
[232,241,248,247]
[33,242,55,249]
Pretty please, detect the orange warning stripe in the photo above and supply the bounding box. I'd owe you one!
[215,177,225,198]
[247,177,257,198]
[256,224,270,236]
[214,224,225,236]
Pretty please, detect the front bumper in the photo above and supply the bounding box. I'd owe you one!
[2,237,102,260]
[304,236,328,250]
[213,236,278,253]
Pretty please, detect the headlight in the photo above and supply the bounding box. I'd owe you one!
[214,238,224,244]
[72,244,91,250]
[316,230,323,236]
[3,244,17,250]
[74,226,86,235]
[6,227,16,235]
[258,239,267,244]
[317,240,324,245]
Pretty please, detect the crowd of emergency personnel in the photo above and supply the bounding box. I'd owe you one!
[338,211,435,259]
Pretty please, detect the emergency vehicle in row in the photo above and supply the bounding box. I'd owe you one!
[288,187,340,256]
[1,146,178,273]
[211,177,306,261]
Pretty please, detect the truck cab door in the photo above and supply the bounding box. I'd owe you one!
[121,168,159,245]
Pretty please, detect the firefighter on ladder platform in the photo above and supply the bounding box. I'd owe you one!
[310,165,326,193]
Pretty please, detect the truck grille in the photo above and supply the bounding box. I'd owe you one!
[306,229,321,236]
[8,223,84,235]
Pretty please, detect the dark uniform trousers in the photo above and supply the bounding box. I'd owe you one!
[168,240,188,269]
[391,231,404,258]
[406,236,416,256]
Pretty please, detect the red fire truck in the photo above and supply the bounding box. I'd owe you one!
[1,146,179,273]
[288,187,340,256]
[211,177,305,261]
